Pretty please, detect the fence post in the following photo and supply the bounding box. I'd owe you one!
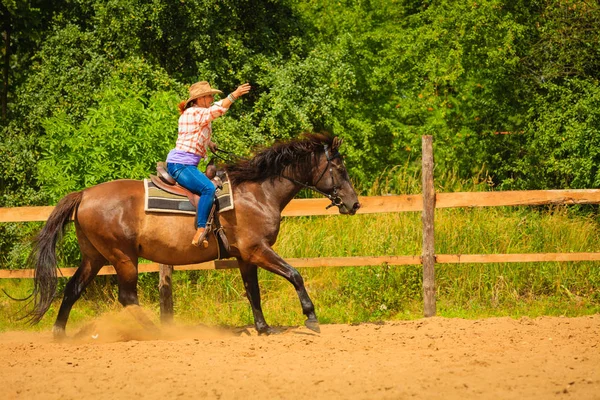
[158,264,174,323]
[421,135,436,317]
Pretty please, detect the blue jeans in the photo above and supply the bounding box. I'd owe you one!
[167,163,216,228]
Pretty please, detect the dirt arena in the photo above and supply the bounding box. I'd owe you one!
[1,310,598,399]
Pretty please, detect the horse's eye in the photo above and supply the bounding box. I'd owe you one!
[335,163,344,170]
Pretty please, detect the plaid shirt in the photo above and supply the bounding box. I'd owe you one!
[175,101,228,158]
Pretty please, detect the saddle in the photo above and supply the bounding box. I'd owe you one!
[152,162,229,253]
[152,162,222,205]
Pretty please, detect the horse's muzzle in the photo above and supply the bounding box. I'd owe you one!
[341,201,361,215]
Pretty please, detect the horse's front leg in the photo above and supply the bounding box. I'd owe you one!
[247,245,320,333]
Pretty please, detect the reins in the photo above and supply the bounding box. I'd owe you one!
[212,148,242,164]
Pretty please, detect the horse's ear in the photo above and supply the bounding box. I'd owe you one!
[332,137,343,150]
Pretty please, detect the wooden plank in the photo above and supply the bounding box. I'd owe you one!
[421,136,436,317]
[436,253,600,264]
[0,197,421,222]
[284,256,422,268]
[281,195,423,216]
[436,189,600,208]
[1,253,599,279]
[0,257,419,279]
[0,206,54,222]
[169,257,422,270]
[1,190,599,222]
[0,269,36,278]
[288,190,600,215]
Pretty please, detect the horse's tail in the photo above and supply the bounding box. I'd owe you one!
[28,191,83,324]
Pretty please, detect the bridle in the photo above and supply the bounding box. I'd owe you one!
[282,144,344,210]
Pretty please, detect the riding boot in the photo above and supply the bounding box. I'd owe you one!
[192,227,209,248]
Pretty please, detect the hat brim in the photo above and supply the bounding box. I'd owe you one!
[185,89,223,107]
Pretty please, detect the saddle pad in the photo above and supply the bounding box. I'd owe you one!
[215,175,234,212]
[144,175,234,215]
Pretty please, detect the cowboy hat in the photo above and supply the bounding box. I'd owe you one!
[185,81,223,107]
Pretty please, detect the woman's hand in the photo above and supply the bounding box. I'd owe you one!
[233,83,251,99]
[208,141,219,153]
[222,83,251,108]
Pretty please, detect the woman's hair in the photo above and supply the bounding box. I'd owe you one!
[178,100,188,115]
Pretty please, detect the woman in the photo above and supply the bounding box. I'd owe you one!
[166,81,251,247]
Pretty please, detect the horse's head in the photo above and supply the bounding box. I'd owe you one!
[224,133,361,214]
[312,137,361,215]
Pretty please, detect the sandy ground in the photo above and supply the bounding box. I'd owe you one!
[0,310,598,400]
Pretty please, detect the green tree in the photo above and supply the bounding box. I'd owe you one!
[38,58,182,202]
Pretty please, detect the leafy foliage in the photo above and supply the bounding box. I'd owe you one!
[509,79,600,189]
[38,58,182,201]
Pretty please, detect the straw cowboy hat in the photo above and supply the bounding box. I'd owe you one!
[185,81,223,107]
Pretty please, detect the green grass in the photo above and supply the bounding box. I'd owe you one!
[1,205,598,333]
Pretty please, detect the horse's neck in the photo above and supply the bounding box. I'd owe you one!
[262,175,304,212]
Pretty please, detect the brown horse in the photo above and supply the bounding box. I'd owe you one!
[28,133,360,337]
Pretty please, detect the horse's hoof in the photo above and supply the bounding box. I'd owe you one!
[52,326,67,341]
[304,319,321,333]
[257,326,278,336]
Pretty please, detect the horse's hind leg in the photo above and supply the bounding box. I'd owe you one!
[53,255,105,339]
[111,250,140,308]
[110,249,158,332]
[238,259,273,335]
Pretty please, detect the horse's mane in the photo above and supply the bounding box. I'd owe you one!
[225,133,335,185]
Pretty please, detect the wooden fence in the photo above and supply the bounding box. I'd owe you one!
[1,136,600,318]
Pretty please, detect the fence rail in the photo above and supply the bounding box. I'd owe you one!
[1,189,599,223]
[2,252,600,279]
